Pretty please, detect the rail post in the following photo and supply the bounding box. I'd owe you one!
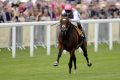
[109,23,113,50]
[30,26,34,57]
[12,26,16,58]
[94,23,99,52]
[46,25,51,55]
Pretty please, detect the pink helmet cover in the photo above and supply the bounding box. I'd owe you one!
[64,4,72,10]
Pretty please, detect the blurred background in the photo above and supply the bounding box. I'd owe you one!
[0,0,119,22]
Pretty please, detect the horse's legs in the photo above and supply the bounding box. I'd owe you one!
[73,53,77,73]
[68,54,73,74]
[81,40,92,67]
[68,50,76,74]
[53,48,63,66]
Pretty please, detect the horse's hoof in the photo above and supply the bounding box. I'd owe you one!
[53,61,59,66]
[87,61,92,67]
[53,64,58,66]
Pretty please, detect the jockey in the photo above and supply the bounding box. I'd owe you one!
[61,4,86,39]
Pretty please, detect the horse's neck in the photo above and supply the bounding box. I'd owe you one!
[68,23,75,32]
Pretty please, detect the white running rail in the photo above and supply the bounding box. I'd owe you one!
[0,18,120,58]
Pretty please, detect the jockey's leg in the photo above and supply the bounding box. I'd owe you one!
[77,23,86,39]
[71,21,86,39]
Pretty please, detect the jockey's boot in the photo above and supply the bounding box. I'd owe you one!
[81,31,86,40]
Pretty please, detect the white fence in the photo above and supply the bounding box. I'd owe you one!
[0,18,120,58]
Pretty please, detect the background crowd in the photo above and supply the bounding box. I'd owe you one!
[0,0,120,23]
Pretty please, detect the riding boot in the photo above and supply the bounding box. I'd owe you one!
[81,31,86,40]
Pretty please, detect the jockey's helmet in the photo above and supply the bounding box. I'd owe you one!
[64,4,72,14]
[64,4,72,10]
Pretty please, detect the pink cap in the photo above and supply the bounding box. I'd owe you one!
[64,4,72,10]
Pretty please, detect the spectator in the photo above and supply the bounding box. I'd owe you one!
[0,0,119,22]
[88,4,100,19]
[47,5,56,20]
[99,7,108,19]
[4,6,12,22]
[0,11,4,23]
[41,8,51,21]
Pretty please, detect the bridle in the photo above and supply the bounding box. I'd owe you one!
[60,17,70,32]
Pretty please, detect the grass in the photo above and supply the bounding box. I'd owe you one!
[0,44,120,80]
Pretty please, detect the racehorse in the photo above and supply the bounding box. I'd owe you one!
[53,16,92,74]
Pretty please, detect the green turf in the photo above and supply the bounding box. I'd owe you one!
[0,44,120,80]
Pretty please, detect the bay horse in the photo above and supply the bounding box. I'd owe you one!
[53,16,92,74]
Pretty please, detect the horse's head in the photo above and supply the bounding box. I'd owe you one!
[60,16,70,32]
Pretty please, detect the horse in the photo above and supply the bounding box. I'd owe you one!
[53,16,92,74]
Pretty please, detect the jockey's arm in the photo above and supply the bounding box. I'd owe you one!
[70,10,81,23]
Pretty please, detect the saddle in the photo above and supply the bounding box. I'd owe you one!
[74,22,84,38]
[74,26,82,36]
